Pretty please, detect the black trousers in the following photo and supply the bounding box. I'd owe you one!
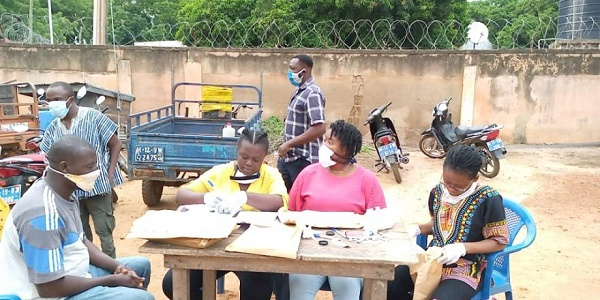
[274,158,312,300]
[277,158,312,192]
[162,268,274,300]
[387,265,481,300]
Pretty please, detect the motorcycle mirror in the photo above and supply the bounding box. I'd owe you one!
[37,88,45,97]
[76,86,87,99]
[96,96,106,106]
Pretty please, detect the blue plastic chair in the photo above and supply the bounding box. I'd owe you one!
[416,198,537,300]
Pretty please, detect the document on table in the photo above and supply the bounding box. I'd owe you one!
[226,223,303,259]
[278,210,364,229]
[234,211,278,226]
[127,209,237,239]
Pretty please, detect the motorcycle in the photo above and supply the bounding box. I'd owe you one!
[419,98,507,178]
[0,153,46,206]
[364,102,409,183]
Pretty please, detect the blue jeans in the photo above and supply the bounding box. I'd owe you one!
[289,274,362,300]
[66,256,154,300]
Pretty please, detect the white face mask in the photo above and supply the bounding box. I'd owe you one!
[441,181,478,205]
[318,145,336,168]
[48,99,71,119]
[48,166,100,192]
[230,169,260,185]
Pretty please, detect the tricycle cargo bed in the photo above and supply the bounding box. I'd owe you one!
[128,118,253,181]
[131,117,246,136]
[127,82,263,206]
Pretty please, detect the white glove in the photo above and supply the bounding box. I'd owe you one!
[407,224,421,241]
[215,191,248,215]
[437,243,466,265]
[204,192,225,208]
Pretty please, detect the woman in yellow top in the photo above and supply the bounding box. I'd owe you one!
[162,128,288,300]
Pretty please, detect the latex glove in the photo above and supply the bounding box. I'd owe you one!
[407,224,421,241]
[204,192,225,208]
[215,191,248,215]
[437,243,467,265]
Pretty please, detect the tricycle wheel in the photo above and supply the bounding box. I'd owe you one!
[142,180,163,207]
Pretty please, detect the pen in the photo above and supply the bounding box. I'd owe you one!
[331,228,348,240]
[207,180,215,189]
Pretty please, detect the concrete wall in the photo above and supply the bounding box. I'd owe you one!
[1,44,598,144]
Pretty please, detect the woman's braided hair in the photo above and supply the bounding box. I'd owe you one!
[238,128,269,152]
[330,120,362,160]
[443,145,483,179]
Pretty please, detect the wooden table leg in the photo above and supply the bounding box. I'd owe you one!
[172,268,191,300]
[362,279,388,300]
[202,269,217,300]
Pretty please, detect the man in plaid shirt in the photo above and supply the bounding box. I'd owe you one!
[274,53,327,300]
[277,54,326,191]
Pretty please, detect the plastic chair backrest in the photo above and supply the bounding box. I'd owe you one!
[492,198,537,276]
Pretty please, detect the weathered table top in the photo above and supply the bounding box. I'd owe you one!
[139,224,418,271]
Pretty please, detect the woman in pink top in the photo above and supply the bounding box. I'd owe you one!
[288,120,387,300]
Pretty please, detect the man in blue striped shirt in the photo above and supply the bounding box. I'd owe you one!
[40,82,124,258]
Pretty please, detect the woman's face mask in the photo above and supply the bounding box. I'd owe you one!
[441,181,478,204]
[318,145,336,168]
[48,97,72,119]
[230,169,260,185]
[287,69,304,87]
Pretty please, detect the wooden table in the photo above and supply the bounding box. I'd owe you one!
[139,226,418,300]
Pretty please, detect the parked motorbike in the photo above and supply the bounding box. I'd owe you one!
[419,98,507,178]
[365,102,409,183]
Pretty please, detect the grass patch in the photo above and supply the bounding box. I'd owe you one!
[262,116,284,152]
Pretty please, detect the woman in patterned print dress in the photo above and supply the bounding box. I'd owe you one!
[387,145,510,300]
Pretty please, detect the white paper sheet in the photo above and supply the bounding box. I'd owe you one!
[127,210,237,239]
[234,211,278,226]
[278,210,364,229]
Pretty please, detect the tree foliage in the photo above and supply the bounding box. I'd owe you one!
[467,0,558,48]
[0,0,559,49]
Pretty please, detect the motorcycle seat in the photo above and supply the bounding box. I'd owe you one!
[454,125,485,137]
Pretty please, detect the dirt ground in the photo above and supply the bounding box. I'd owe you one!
[107,145,600,300]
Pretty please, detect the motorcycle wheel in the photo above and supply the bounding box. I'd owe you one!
[391,162,402,183]
[477,144,500,178]
[419,134,446,159]
[142,180,164,207]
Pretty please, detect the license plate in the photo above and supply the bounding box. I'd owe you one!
[487,138,505,152]
[378,143,398,158]
[134,146,164,162]
[0,184,22,205]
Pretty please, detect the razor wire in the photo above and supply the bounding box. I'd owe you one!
[2,13,599,50]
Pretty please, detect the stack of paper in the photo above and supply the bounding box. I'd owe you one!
[127,210,237,239]
[278,210,364,229]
